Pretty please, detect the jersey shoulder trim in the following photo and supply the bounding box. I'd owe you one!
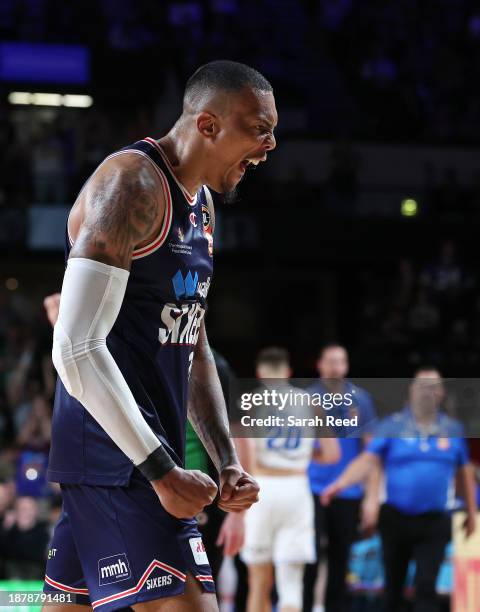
[67,149,173,260]
[130,151,173,259]
[143,137,198,206]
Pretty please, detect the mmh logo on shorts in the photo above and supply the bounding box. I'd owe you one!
[98,553,131,586]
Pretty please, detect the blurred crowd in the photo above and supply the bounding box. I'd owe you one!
[0,105,154,208]
[354,240,480,374]
[0,287,59,580]
[2,0,480,143]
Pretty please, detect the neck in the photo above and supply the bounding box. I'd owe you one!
[320,378,344,392]
[158,123,205,195]
[410,405,438,426]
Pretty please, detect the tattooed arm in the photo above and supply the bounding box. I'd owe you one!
[188,321,260,512]
[70,154,163,268]
[53,153,217,518]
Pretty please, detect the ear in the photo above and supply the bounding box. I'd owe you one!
[197,111,219,139]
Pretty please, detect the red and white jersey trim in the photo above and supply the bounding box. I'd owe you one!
[131,154,173,259]
[143,137,197,206]
[196,574,214,582]
[44,574,90,595]
[67,149,173,261]
[91,560,186,609]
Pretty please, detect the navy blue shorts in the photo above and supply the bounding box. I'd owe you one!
[43,470,215,611]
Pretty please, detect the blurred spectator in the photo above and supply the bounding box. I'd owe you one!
[32,128,66,204]
[0,496,50,579]
[381,308,409,348]
[322,367,477,612]
[0,481,15,520]
[391,258,416,313]
[0,481,15,579]
[407,290,440,339]
[420,241,466,297]
[4,319,35,417]
[303,345,378,612]
[420,241,474,333]
[16,394,51,450]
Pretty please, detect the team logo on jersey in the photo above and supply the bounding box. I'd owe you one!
[159,276,210,347]
[197,277,211,298]
[98,553,131,586]
[189,212,197,227]
[158,302,205,346]
[201,204,214,258]
[169,228,192,255]
[437,438,450,450]
[189,537,209,565]
[202,204,211,232]
[146,574,173,590]
[171,269,198,299]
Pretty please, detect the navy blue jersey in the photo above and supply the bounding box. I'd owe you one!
[47,138,214,486]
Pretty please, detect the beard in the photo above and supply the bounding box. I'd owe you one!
[219,165,249,204]
[219,174,241,204]
[222,184,239,205]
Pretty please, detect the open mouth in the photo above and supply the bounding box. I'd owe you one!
[240,158,262,172]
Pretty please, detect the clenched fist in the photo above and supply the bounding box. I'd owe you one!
[218,464,260,513]
[152,466,218,519]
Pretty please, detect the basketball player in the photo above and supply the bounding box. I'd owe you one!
[241,348,340,612]
[44,294,249,578]
[42,60,277,612]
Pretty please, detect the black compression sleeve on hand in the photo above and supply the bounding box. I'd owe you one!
[137,445,176,481]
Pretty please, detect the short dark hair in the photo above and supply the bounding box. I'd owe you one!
[318,343,347,360]
[256,346,290,368]
[184,60,272,110]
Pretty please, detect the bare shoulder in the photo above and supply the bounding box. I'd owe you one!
[70,152,166,269]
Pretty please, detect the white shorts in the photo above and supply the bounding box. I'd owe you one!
[241,475,315,565]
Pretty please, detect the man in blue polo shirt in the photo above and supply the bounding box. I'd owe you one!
[303,344,378,612]
[322,367,477,612]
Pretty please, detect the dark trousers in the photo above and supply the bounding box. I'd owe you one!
[303,494,361,612]
[378,504,451,612]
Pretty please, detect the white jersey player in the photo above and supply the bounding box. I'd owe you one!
[241,347,339,612]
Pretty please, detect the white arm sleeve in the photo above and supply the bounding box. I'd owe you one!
[52,257,175,477]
